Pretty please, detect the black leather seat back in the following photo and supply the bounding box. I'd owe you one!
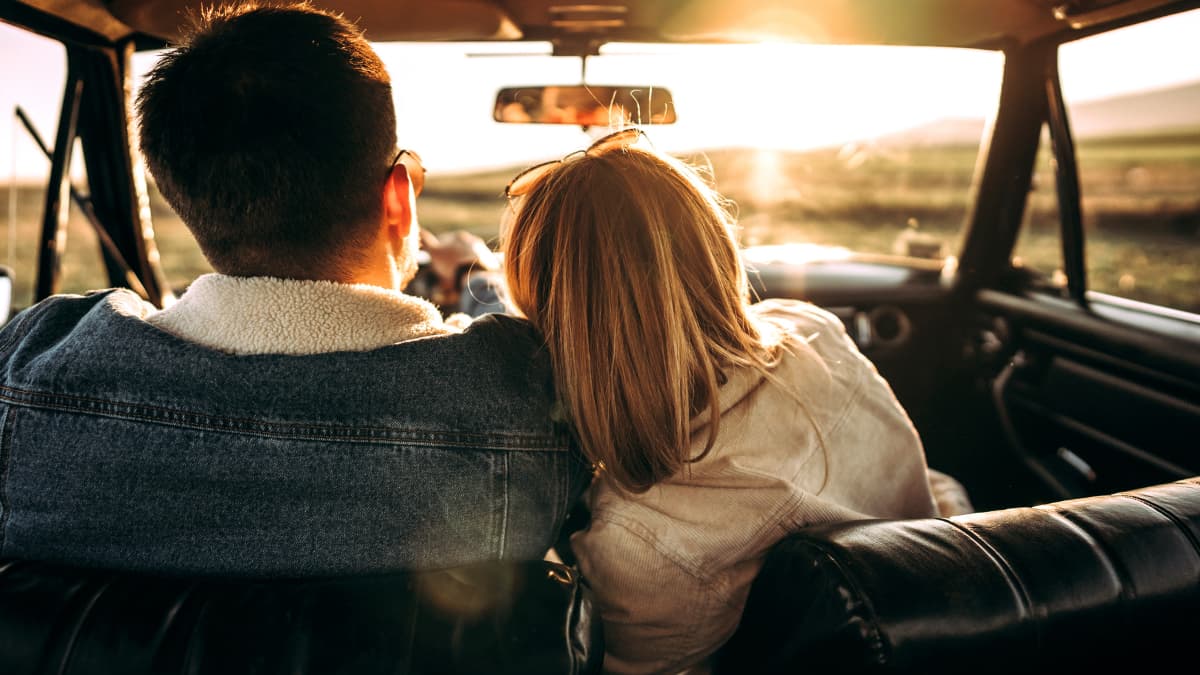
[0,559,601,675]
[719,478,1200,674]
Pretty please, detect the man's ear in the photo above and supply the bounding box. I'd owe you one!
[383,162,415,239]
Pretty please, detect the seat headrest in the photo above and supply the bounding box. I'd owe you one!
[719,478,1200,674]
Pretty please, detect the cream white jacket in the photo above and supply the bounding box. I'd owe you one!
[571,299,943,674]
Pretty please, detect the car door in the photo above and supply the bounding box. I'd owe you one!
[748,7,1200,512]
[973,7,1200,504]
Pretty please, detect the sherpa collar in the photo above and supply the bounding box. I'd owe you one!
[145,273,456,355]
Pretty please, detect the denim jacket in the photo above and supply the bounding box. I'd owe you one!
[0,288,589,576]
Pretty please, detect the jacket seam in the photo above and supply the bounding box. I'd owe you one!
[0,407,14,552]
[0,386,568,451]
[497,453,510,557]
[593,476,808,577]
[0,298,57,356]
[588,511,711,580]
[673,575,729,671]
[820,374,868,442]
[587,517,711,668]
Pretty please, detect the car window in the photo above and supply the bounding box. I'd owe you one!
[1011,125,1067,293]
[1057,8,1200,316]
[125,43,1003,290]
[0,24,110,306]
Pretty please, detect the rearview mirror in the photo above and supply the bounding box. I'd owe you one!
[494,86,677,126]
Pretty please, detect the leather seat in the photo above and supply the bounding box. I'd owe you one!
[5,479,1198,674]
[0,558,601,675]
[718,477,1200,673]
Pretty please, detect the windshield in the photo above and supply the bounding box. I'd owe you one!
[368,42,1004,262]
[127,42,1003,290]
[4,34,1004,298]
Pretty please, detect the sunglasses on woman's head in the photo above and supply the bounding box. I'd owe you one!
[389,149,425,197]
[504,128,649,199]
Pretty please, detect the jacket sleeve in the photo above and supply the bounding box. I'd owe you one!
[928,468,974,516]
[572,516,744,675]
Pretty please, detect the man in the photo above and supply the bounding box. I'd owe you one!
[0,4,588,575]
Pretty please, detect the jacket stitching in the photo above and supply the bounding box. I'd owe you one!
[0,386,568,450]
[497,453,509,557]
[583,517,706,668]
[0,408,14,552]
[588,512,709,580]
[0,299,52,355]
[819,374,868,442]
[593,476,808,578]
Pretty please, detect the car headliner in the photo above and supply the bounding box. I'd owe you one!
[9,0,1192,50]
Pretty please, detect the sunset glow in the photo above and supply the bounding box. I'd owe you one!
[3,8,1199,178]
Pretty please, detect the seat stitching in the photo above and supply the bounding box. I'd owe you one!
[1038,507,1135,604]
[942,517,1035,620]
[1118,493,1200,561]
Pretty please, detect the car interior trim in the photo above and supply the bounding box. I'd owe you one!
[992,357,1077,500]
[34,63,81,301]
[1087,292,1200,330]
[955,43,1048,292]
[1042,57,1088,307]
[1022,328,1200,399]
[977,290,1200,379]
[1005,394,1194,479]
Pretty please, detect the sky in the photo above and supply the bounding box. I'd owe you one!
[2,7,1199,180]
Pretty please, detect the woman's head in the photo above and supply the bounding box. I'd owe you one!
[502,133,774,492]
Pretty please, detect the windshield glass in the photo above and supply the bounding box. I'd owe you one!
[4,36,1004,298]
[370,43,1004,263]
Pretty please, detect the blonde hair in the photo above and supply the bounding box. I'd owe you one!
[502,144,781,493]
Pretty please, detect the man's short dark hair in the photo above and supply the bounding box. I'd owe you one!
[137,3,397,277]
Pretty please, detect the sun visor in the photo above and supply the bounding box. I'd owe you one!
[107,0,523,43]
[18,0,135,43]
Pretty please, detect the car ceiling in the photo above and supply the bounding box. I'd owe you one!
[8,0,1193,50]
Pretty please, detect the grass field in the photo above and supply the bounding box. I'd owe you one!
[2,132,1197,313]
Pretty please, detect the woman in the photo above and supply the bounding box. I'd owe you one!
[502,129,960,674]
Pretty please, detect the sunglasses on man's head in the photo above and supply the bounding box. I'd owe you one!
[505,128,649,199]
[389,149,425,197]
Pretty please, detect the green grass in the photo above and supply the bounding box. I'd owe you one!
[1015,133,1200,312]
[2,133,1196,313]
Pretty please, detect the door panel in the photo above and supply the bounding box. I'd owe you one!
[979,289,1200,499]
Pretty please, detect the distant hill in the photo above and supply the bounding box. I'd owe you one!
[876,117,989,147]
[879,79,1200,146]
[1070,80,1200,139]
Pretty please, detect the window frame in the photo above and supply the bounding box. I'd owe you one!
[1027,5,1200,329]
